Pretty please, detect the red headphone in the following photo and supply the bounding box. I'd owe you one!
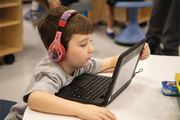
[48,9,77,62]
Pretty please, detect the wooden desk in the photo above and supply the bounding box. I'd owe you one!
[23,55,180,120]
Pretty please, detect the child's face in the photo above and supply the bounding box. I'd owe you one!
[65,34,94,68]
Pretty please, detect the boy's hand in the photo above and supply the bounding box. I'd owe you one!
[76,104,116,120]
[140,43,150,60]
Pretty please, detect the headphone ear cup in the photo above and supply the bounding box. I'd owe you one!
[59,43,65,62]
[48,31,66,62]
[48,43,65,62]
[49,44,65,62]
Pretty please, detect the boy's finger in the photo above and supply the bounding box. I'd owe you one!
[97,112,111,120]
[144,43,149,48]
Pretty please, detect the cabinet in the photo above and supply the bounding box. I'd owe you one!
[0,0,23,64]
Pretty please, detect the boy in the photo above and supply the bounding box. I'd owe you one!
[5,6,150,120]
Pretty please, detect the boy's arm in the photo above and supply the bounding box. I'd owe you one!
[100,43,150,73]
[28,91,81,116]
[28,90,116,120]
[101,56,118,73]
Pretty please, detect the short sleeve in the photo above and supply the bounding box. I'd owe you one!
[23,72,63,103]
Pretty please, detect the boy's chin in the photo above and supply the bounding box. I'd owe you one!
[84,60,89,65]
[76,61,88,68]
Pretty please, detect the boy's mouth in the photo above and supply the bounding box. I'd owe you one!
[87,56,92,60]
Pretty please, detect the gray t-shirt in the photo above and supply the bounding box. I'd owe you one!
[5,57,103,120]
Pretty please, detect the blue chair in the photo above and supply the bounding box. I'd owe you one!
[0,99,16,120]
[114,1,152,45]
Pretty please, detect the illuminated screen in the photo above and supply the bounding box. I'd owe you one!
[111,48,141,95]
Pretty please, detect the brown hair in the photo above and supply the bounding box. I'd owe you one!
[37,6,93,50]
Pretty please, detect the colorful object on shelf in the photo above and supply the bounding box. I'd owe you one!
[161,81,179,96]
[175,73,180,94]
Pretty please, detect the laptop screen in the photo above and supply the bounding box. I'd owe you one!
[110,41,144,99]
[112,54,139,95]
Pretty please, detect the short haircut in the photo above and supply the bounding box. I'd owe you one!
[37,6,93,50]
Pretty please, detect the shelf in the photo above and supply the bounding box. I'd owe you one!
[0,20,20,28]
[0,1,19,8]
[0,45,22,57]
[0,0,22,62]
[0,24,23,57]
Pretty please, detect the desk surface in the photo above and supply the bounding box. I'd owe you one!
[23,55,180,120]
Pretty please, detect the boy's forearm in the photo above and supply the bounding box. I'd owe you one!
[101,56,118,72]
[28,91,82,117]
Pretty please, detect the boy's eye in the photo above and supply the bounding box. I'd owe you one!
[80,44,87,47]
[79,39,92,47]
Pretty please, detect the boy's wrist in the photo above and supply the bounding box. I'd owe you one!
[67,101,85,117]
[111,56,118,67]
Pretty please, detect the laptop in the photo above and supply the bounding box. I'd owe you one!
[55,39,145,106]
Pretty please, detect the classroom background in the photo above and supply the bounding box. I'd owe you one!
[0,0,179,120]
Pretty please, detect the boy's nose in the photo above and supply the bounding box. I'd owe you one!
[88,45,94,54]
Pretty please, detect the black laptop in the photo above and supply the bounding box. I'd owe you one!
[55,40,145,106]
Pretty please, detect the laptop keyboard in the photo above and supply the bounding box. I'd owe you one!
[66,75,112,100]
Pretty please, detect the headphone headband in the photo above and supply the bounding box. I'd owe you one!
[58,10,77,28]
